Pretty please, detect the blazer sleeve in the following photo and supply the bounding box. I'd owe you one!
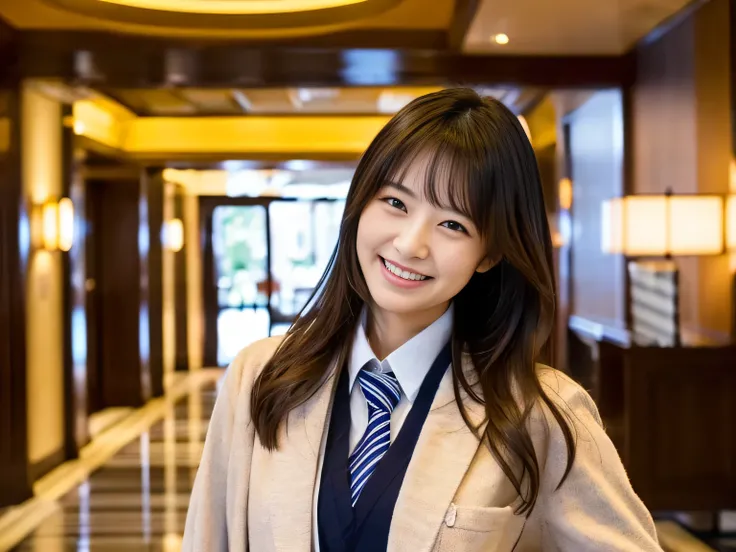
[532,373,663,552]
[181,347,253,552]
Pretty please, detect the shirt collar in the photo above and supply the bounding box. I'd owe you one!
[348,304,454,403]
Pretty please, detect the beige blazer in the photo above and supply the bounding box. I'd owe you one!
[182,336,663,552]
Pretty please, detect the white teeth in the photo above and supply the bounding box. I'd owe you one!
[383,259,428,281]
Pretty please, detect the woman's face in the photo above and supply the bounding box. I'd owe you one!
[356,157,493,326]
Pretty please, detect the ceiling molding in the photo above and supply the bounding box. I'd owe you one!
[97,86,447,116]
[18,28,448,50]
[71,94,392,162]
[41,0,404,30]
[19,31,636,89]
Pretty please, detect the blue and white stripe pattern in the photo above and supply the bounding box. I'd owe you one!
[348,369,402,506]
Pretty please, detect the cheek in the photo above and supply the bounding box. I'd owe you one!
[356,207,380,260]
[440,244,485,281]
[357,205,388,250]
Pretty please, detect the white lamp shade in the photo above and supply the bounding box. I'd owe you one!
[668,196,723,255]
[602,195,724,256]
[727,195,736,250]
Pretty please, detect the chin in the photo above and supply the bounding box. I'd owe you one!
[374,297,424,316]
[370,287,441,317]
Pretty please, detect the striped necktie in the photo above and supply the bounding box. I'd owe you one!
[348,369,402,507]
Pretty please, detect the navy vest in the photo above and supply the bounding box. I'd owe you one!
[317,342,452,552]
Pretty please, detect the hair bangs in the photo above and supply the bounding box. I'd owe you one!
[384,130,494,240]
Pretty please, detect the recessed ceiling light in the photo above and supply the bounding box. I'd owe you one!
[493,33,510,45]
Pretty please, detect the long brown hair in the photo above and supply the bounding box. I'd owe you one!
[251,88,575,515]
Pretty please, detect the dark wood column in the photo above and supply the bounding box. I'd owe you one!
[173,183,189,372]
[730,0,736,342]
[143,168,164,397]
[0,21,33,506]
[201,199,217,368]
[62,107,90,459]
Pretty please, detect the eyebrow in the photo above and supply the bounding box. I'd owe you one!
[385,180,417,198]
[383,180,472,221]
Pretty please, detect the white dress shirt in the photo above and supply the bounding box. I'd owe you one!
[311,305,454,551]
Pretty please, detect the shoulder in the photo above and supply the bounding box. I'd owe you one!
[239,335,285,372]
[534,364,601,423]
[527,364,605,454]
[222,336,286,400]
[528,365,619,482]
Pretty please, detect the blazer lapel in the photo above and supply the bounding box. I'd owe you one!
[388,359,486,552]
[268,361,341,552]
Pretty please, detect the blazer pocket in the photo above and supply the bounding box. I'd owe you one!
[436,504,516,552]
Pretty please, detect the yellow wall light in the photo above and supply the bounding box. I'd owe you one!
[34,197,75,252]
[163,218,184,252]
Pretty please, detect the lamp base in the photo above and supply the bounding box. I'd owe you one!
[628,259,680,347]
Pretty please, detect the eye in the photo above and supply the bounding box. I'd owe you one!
[440,220,468,234]
[381,197,407,212]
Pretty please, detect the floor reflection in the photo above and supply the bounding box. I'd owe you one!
[10,383,216,552]
[7,376,735,552]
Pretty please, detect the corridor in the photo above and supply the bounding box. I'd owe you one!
[0,372,220,552]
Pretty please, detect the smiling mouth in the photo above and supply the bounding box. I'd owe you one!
[380,257,431,282]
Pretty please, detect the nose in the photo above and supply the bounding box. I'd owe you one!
[393,219,430,260]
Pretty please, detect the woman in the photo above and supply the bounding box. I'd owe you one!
[183,88,662,551]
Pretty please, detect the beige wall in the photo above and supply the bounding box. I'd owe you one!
[22,82,65,464]
[632,0,732,338]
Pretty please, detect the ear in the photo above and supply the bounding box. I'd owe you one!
[476,255,499,274]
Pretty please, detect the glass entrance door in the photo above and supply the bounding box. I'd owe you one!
[212,205,270,366]
[210,199,344,366]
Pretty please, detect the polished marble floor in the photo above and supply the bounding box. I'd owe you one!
[9,382,216,552]
[3,373,735,552]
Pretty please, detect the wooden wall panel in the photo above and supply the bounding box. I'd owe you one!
[84,168,164,409]
[632,0,732,340]
[97,178,147,407]
[0,25,32,506]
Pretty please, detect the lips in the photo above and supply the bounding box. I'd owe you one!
[380,256,431,281]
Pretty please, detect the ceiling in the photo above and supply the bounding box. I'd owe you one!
[465,0,695,54]
[103,86,522,116]
[0,0,699,53]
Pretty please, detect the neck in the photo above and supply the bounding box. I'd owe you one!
[366,302,449,360]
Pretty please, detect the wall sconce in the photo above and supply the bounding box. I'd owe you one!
[559,177,573,211]
[163,218,184,252]
[34,197,74,252]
